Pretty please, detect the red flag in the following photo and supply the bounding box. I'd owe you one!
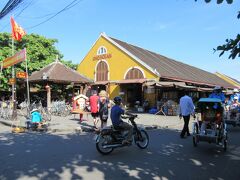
[10,16,26,41]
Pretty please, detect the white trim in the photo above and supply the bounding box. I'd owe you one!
[78,33,105,67]
[94,59,110,82]
[97,46,107,55]
[124,66,146,79]
[101,33,160,77]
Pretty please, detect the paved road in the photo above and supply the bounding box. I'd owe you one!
[0,125,240,180]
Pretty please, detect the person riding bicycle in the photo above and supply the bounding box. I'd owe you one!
[110,96,133,144]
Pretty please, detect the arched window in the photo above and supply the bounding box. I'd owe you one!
[97,46,107,55]
[125,68,144,79]
[96,61,108,81]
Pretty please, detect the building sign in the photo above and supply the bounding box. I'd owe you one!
[16,72,27,79]
[9,78,16,85]
[2,48,26,69]
[93,53,112,61]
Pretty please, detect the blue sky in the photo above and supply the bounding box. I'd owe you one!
[0,0,240,80]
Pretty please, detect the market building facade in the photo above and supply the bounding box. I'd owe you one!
[77,33,235,110]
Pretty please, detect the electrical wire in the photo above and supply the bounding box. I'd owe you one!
[0,0,24,19]
[26,0,83,30]
[0,0,31,31]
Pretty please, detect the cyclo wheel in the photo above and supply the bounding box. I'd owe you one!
[223,132,227,151]
[193,123,199,147]
[134,129,149,149]
[96,135,114,155]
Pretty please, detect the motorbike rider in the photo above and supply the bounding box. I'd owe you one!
[110,96,133,144]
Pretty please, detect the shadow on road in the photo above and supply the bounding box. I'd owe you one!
[0,127,240,179]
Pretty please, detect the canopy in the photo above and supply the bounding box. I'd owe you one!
[28,60,93,84]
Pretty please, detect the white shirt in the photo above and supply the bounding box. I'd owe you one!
[179,95,195,116]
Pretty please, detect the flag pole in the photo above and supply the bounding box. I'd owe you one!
[11,38,17,120]
[25,48,30,116]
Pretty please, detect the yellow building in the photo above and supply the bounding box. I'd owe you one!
[77,33,235,108]
[215,72,240,89]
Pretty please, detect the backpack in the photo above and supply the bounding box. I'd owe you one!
[99,99,109,121]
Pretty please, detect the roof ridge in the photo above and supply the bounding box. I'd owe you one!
[47,61,58,76]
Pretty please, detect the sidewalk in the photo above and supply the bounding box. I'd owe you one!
[0,113,194,134]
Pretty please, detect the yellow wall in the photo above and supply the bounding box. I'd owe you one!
[77,35,158,98]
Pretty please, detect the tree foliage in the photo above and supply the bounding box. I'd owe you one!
[196,0,239,59]
[195,0,233,4]
[0,33,77,91]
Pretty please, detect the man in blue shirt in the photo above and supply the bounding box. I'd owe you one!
[209,86,225,103]
[179,92,195,138]
[110,96,133,144]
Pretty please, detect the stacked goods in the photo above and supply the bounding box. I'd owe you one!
[167,104,179,116]
[166,100,178,116]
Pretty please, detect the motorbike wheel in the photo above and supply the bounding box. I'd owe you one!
[134,130,149,149]
[96,135,114,155]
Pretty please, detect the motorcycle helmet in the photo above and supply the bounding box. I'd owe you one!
[233,88,239,93]
[113,96,122,105]
[213,86,221,91]
[213,86,222,93]
[30,108,39,114]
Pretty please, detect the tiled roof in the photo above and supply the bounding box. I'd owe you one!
[109,37,235,88]
[28,61,93,84]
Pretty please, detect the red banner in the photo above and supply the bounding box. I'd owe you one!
[2,49,26,69]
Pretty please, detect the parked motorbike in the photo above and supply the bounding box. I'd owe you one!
[95,112,149,155]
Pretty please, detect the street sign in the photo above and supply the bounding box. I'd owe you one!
[2,49,26,69]
[9,78,16,85]
[16,72,27,79]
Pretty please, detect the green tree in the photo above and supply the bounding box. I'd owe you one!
[0,33,77,91]
[196,0,239,59]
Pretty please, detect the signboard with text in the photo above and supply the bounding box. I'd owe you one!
[16,72,27,79]
[9,78,16,85]
[2,48,26,69]
[93,53,112,61]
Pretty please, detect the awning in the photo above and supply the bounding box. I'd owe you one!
[197,87,213,92]
[116,79,147,84]
[175,85,197,90]
[155,81,186,87]
[93,81,109,85]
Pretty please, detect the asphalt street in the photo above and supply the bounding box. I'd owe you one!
[0,125,240,180]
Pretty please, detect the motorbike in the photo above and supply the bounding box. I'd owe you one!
[95,112,149,155]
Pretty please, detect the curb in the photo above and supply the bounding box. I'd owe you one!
[1,120,171,134]
[0,120,12,127]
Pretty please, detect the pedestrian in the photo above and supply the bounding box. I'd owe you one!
[230,88,240,102]
[89,90,100,128]
[179,91,195,138]
[98,90,110,128]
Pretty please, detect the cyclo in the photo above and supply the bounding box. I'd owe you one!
[192,98,227,151]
